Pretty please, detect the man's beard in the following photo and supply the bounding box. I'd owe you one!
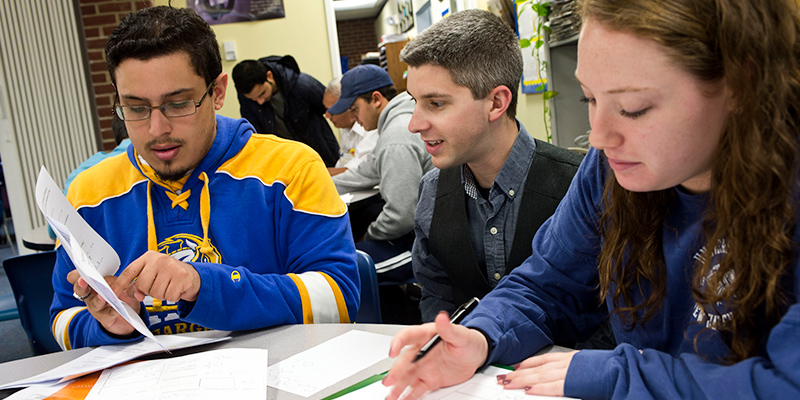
[153,162,191,182]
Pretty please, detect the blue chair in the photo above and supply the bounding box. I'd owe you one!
[0,293,19,321]
[0,193,16,255]
[354,250,382,323]
[2,250,61,355]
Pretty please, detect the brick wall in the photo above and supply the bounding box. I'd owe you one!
[79,0,153,151]
[337,18,379,72]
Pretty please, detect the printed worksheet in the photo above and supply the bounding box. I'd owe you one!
[337,366,579,400]
[35,166,119,276]
[84,348,268,400]
[0,332,231,390]
[35,167,167,350]
[267,330,393,397]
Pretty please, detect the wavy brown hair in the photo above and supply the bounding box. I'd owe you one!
[580,0,800,362]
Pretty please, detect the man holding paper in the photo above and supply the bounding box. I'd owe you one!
[49,6,359,350]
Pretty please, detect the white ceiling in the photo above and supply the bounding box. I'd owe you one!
[333,0,389,21]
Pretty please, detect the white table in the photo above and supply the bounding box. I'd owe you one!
[0,324,572,399]
[21,225,55,251]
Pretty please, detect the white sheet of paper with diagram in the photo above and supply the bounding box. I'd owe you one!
[84,348,268,400]
[35,166,165,349]
[336,365,579,400]
[65,229,166,350]
[35,166,119,276]
[0,332,231,390]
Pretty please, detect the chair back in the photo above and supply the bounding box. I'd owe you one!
[2,251,61,355]
[354,250,381,323]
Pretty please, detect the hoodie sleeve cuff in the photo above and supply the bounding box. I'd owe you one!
[564,349,613,400]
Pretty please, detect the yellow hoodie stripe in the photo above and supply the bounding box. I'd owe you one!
[218,134,346,216]
[288,273,314,324]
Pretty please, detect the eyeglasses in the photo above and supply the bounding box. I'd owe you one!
[114,82,214,121]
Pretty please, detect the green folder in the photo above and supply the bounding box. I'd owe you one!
[322,365,514,399]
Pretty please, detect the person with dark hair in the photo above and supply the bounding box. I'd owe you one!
[324,76,378,170]
[51,6,359,350]
[329,64,433,285]
[232,56,339,167]
[400,9,584,324]
[382,0,800,399]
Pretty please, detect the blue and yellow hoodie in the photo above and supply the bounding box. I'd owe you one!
[50,115,359,350]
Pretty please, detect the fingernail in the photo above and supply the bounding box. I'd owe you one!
[502,379,511,385]
[496,374,506,380]
[524,386,532,391]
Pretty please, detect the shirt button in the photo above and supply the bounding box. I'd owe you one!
[494,273,502,280]
[490,227,498,235]
[509,189,515,196]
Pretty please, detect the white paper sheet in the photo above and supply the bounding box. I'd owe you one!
[35,166,119,277]
[337,366,579,400]
[0,333,231,390]
[65,231,165,350]
[267,330,393,397]
[84,348,268,400]
[3,381,70,400]
[34,166,167,351]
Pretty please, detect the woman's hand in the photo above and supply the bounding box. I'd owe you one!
[496,350,578,397]
[382,311,490,400]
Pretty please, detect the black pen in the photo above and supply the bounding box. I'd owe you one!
[412,297,480,363]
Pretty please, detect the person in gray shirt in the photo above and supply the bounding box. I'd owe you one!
[329,65,433,284]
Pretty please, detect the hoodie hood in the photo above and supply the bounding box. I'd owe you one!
[127,115,255,191]
[377,91,415,133]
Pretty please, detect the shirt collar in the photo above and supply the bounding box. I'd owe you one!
[461,123,537,200]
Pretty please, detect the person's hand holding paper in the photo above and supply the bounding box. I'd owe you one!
[60,228,164,348]
[110,250,202,303]
[67,265,142,337]
[37,167,165,348]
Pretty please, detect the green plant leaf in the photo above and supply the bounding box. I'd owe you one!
[520,38,531,48]
[535,39,544,49]
[543,25,552,35]
[542,90,559,100]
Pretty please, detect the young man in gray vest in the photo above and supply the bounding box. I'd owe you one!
[401,10,583,322]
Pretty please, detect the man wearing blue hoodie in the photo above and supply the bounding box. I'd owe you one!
[51,6,359,350]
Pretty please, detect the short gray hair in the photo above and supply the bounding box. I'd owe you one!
[400,9,523,119]
[325,76,342,97]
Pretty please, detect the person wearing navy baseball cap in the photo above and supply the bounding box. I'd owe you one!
[327,64,394,116]
[331,64,433,304]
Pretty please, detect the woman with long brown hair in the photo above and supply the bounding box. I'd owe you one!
[382,0,800,398]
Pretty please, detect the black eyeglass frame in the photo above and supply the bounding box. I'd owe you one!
[113,81,215,121]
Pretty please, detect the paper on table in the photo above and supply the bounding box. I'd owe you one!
[336,366,580,400]
[35,166,119,277]
[63,230,166,351]
[84,348,268,400]
[267,330,393,397]
[0,332,231,390]
[3,381,70,400]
